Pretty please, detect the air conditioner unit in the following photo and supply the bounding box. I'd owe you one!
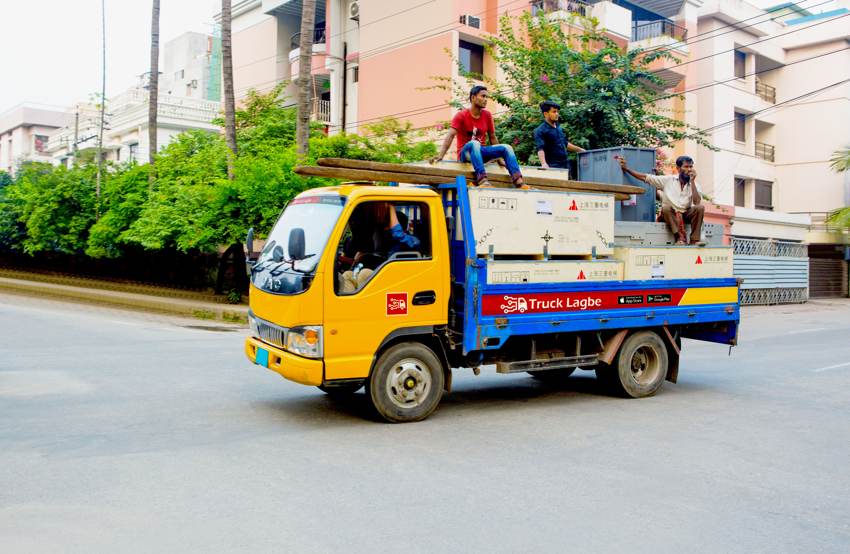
[459,14,481,29]
[349,1,359,21]
[190,79,198,89]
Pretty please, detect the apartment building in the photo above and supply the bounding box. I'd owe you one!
[691,1,850,297]
[0,104,71,176]
[227,0,697,140]
[161,31,223,102]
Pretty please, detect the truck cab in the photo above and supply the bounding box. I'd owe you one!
[246,177,740,423]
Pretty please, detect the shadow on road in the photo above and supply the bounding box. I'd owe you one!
[251,372,702,426]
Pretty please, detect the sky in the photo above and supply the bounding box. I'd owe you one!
[0,0,220,111]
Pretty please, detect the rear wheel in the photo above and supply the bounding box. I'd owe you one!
[368,342,445,423]
[611,331,668,398]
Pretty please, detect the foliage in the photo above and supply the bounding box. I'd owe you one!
[432,12,713,163]
[0,83,437,293]
[827,146,850,229]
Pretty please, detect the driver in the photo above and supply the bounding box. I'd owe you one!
[355,202,420,266]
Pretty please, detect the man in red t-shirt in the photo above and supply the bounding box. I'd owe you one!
[430,86,526,188]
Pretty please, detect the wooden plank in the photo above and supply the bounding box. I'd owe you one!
[297,164,632,200]
[316,157,646,196]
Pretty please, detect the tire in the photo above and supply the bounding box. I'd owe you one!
[368,342,445,423]
[528,367,576,381]
[611,331,668,398]
[318,382,363,397]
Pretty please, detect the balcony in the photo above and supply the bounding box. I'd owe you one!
[631,19,687,42]
[755,79,776,103]
[755,141,775,162]
[312,98,331,125]
[288,26,328,80]
[530,0,589,17]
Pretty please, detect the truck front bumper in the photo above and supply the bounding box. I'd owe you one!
[245,336,323,386]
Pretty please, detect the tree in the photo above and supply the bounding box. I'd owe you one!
[827,146,850,229]
[148,0,160,187]
[296,0,317,157]
[221,0,238,178]
[434,12,712,163]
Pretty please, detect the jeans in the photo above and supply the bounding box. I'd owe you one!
[458,141,523,183]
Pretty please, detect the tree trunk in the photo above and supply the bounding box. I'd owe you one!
[148,0,160,188]
[296,0,317,158]
[221,0,238,179]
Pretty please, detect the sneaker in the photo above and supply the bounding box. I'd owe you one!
[514,182,530,190]
[475,178,493,188]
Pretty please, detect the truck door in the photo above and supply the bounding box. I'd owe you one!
[323,198,447,381]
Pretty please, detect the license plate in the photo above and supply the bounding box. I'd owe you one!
[255,347,269,367]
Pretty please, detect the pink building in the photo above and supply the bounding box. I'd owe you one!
[0,104,70,177]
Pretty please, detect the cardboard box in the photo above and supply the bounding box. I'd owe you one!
[468,188,615,257]
[486,259,624,284]
[614,246,734,280]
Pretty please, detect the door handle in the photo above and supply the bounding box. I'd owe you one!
[412,290,436,306]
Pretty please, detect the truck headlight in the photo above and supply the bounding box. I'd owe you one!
[249,314,260,337]
[286,325,323,358]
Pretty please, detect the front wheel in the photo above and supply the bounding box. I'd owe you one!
[612,331,668,398]
[368,342,445,423]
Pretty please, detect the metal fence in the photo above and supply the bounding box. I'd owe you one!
[756,80,776,103]
[530,0,589,17]
[755,141,775,162]
[631,19,688,42]
[732,238,808,305]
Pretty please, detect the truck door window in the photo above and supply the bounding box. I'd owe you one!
[335,201,431,295]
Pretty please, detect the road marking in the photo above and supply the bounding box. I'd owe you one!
[812,361,850,373]
[784,327,826,335]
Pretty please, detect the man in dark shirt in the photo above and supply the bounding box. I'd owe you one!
[430,85,527,189]
[533,101,585,177]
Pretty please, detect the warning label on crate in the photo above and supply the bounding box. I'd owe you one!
[536,200,553,215]
[478,196,518,211]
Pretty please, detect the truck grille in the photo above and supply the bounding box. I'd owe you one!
[250,312,287,349]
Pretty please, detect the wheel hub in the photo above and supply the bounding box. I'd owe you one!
[386,358,432,410]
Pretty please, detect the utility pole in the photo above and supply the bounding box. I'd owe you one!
[296,0,316,158]
[148,0,160,188]
[95,0,106,220]
[72,106,80,159]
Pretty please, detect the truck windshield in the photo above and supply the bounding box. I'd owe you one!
[251,195,345,295]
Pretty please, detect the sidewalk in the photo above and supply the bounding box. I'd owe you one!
[0,269,248,323]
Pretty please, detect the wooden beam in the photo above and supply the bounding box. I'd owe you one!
[295,165,632,200]
[300,165,635,200]
[316,158,646,196]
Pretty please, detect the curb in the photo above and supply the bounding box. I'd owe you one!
[0,276,248,324]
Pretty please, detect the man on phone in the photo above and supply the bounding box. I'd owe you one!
[619,155,705,245]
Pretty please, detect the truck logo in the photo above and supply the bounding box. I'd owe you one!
[500,296,528,314]
[386,293,408,316]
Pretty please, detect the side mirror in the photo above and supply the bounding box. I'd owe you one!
[246,227,255,259]
[289,227,306,261]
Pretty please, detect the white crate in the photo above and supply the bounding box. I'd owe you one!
[468,188,614,257]
[614,246,734,280]
[487,259,624,284]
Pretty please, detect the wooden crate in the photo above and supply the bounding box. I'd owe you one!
[613,246,734,280]
[468,188,614,257]
[486,259,624,284]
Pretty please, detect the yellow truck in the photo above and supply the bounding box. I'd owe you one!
[244,174,739,423]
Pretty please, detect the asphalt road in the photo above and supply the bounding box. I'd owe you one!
[2,293,850,553]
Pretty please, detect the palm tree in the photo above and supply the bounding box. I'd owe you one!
[828,146,850,229]
[296,0,317,157]
[148,0,160,187]
[221,0,238,179]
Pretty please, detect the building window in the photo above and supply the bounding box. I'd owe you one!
[175,69,184,80]
[754,180,773,211]
[734,112,746,142]
[734,178,746,207]
[459,40,484,75]
[352,65,359,83]
[734,50,746,79]
[128,143,139,162]
[34,134,49,153]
